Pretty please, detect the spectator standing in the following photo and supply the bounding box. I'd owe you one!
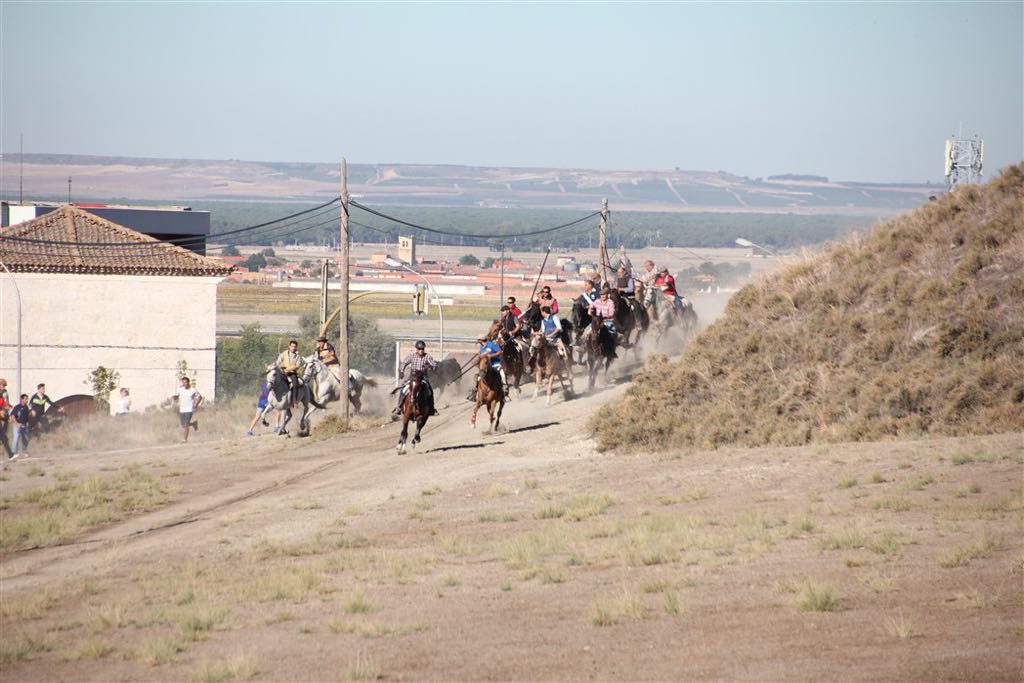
[0,390,11,459]
[0,377,9,406]
[29,383,54,424]
[11,394,31,459]
[172,377,203,443]
[115,388,131,416]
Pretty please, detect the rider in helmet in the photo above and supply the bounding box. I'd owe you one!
[394,340,439,417]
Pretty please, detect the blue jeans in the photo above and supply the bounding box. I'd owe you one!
[12,424,29,454]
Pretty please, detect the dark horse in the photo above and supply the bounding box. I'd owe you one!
[470,356,505,432]
[609,289,648,351]
[397,370,431,454]
[499,330,526,392]
[581,315,618,389]
[570,296,593,363]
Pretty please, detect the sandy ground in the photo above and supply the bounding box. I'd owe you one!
[1,346,1021,682]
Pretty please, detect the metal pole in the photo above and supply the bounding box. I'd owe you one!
[528,246,552,303]
[402,264,444,358]
[319,259,329,331]
[498,242,505,308]
[338,159,350,420]
[598,198,609,285]
[0,262,22,401]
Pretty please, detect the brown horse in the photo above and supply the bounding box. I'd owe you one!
[529,331,574,404]
[499,330,526,392]
[581,316,618,389]
[397,370,431,454]
[470,356,505,431]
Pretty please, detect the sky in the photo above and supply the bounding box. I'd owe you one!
[1,1,1021,183]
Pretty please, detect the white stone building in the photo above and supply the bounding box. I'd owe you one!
[0,206,232,412]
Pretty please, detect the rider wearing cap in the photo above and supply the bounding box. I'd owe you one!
[469,333,508,401]
[394,340,439,417]
[315,335,337,364]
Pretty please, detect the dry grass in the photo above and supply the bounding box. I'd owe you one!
[595,165,1024,451]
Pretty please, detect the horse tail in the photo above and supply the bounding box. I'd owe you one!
[363,377,378,388]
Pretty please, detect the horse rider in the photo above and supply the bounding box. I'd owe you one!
[531,305,568,369]
[469,333,509,401]
[275,340,306,404]
[581,286,618,343]
[505,296,523,318]
[315,335,337,364]
[534,285,559,315]
[394,340,439,417]
[637,259,658,306]
[655,266,686,313]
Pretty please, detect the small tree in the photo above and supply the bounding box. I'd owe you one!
[459,254,481,266]
[261,247,276,257]
[245,253,267,272]
[84,366,120,405]
[221,245,240,256]
[483,257,495,268]
[175,360,198,388]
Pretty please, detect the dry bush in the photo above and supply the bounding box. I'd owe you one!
[596,164,1024,451]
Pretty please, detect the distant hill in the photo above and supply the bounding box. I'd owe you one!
[0,154,940,215]
[595,164,1024,451]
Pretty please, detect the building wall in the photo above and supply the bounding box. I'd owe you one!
[0,272,221,413]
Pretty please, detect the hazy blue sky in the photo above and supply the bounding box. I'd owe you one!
[1,1,1020,182]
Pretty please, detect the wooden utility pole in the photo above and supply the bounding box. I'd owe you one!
[598,198,609,285]
[319,259,329,331]
[338,159,351,421]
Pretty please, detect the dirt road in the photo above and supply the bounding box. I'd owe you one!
[1,363,1021,681]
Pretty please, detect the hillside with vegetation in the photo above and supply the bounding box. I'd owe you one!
[596,164,1024,451]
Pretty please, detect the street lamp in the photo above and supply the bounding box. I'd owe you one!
[735,237,776,257]
[384,257,444,357]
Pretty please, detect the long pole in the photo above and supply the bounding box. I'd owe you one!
[0,262,22,401]
[498,242,505,308]
[338,159,350,421]
[319,259,329,331]
[402,264,444,358]
[528,246,552,304]
[598,198,609,285]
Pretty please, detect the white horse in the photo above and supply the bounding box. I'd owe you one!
[303,355,378,415]
[261,366,322,437]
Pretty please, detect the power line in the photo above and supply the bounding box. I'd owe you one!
[0,197,340,248]
[349,199,601,239]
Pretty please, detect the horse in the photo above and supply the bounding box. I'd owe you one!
[429,357,463,396]
[570,296,593,362]
[580,315,618,389]
[397,370,431,453]
[498,330,526,392]
[609,289,648,352]
[303,356,378,415]
[262,366,323,437]
[529,330,574,404]
[646,291,699,347]
[470,355,505,432]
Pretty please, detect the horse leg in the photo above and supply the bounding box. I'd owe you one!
[494,398,504,431]
[546,374,555,405]
[471,402,479,428]
[413,416,427,446]
[397,417,409,454]
[532,370,541,401]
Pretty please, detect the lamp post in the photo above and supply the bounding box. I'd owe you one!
[735,237,776,257]
[0,261,22,400]
[384,257,444,357]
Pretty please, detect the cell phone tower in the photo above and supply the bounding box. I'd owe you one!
[944,129,984,191]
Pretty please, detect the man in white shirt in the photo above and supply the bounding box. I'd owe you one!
[172,377,203,443]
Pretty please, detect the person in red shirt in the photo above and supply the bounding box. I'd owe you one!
[534,286,559,314]
[505,296,523,318]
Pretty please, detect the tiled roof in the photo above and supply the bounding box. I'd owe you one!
[0,206,233,277]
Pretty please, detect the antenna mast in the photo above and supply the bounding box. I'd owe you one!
[944,130,984,191]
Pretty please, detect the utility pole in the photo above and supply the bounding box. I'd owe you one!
[338,159,351,421]
[498,242,505,308]
[598,198,609,285]
[319,259,329,331]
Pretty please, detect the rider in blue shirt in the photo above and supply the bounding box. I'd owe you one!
[469,334,508,400]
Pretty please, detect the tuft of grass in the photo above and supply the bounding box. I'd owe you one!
[837,476,858,489]
[873,497,912,512]
[619,588,647,621]
[346,650,381,681]
[590,602,618,627]
[948,588,998,609]
[67,637,116,661]
[797,582,838,612]
[951,453,974,466]
[565,493,616,521]
[0,631,51,664]
[939,531,1002,568]
[177,605,229,641]
[344,592,373,614]
[190,655,260,683]
[523,478,541,490]
[136,635,184,666]
[868,471,887,484]
[883,610,915,639]
[663,591,681,615]
[25,464,46,477]
[534,505,566,520]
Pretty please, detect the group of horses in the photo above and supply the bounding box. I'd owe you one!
[257,287,697,454]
